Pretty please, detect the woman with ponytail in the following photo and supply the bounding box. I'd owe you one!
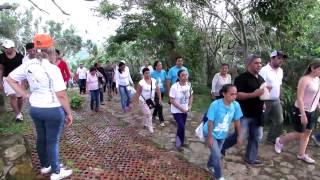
[7,34,73,180]
[275,59,320,164]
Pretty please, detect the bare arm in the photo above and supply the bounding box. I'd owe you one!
[6,77,29,98]
[169,97,187,113]
[55,90,73,127]
[166,79,171,97]
[188,94,193,110]
[156,85,162,103]
[296,77,308,122]
[234,120,242,144]
[134,84,142,103]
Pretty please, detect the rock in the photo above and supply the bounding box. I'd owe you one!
[0,134,24,148]
[6,163,35,180]
[279,167,290,174]
[0,158,4,177]
[280,161,294,169]
[286,175,298,180]
[189,142,207,153]
[4,145,26,161]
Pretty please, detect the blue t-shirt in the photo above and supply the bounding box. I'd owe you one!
[151,70,167,93]
[167,66,189,84]
[203,99,243,140]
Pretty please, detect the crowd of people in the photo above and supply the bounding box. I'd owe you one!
[1,34,320,180]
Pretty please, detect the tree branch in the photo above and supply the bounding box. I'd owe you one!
[51,0,70,16]
[27,0,49,14]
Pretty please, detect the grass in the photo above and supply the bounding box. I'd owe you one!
[0,111,33,136]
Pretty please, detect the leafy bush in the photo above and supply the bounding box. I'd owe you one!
[67,91,85,110]
[282,85,296,124]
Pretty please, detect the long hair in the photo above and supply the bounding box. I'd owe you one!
[304,58,320,75]
[219,84,236,97]
[153,60,160,70]
[118,62,125,74]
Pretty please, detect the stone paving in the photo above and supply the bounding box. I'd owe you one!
[25,92,320,179]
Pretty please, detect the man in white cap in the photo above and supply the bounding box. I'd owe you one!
[0,39,24,122]
[259,50,287,144]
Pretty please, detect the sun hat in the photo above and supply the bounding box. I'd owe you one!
[2,40,15,49]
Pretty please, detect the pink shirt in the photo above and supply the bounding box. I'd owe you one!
[87,73,99,90]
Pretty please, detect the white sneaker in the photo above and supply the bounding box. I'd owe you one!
[16,113,23,121]
[160,122,165,127]
[50,168,72,180]
[274,137,283,154]
[40,164,63,174]
[148,126,154,133]
[218,177,225,180]
[297,154,315,164]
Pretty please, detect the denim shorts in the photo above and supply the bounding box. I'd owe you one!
[292,106,317,132]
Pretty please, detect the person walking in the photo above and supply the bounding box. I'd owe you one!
[0,39,24,122]
[169,69,193,150]
[7,34,73,180]
[139,59,153,76]
[221,54,265,166]
[115,61,134,112]
[211,63,231,100]
[274,59,320,164]
[94,61,107,105]
[259,50,287,144]
[104,61,115,100]
[151,60,167,127]
[166,56,189,98]
[76,63,87,94]
[55,49,71,88]
[203,84,242,180]
[86,67,100,112]
[135,67,162,133]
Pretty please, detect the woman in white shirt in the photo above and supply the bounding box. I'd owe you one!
[115,62,134,112]
[169,69,193,150]
[275,60,320,164]
[86,67,101,112]
[135,68,162,133]
[7,34,73,180]
[211,63,231,100]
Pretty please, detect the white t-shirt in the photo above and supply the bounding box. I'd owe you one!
[22,55,32,64]
[259,63,283,100]
[139,65,153,75]
[139,78,156,101]
[169,82,193,113]
[77,67,87,79]
[9,59,66,108]
[87,73,99,91]
[211,73,232,96]
[115,68,133,87]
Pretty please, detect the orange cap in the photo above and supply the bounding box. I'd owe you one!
[33,34,54,48]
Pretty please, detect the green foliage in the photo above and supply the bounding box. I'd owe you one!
[0,111,33,136]
[98,1,121,19]
[282,85,296,124]
[67,91,85,110]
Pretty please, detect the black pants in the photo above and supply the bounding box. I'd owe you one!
[99,87,104,102]
[79,79,86,94]
[152,93,164,123]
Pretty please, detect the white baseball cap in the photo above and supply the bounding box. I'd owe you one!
[2,40,15,49]
[120,60,126,63]
[270,50,287,58]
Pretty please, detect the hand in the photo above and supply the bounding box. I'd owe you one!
[254,88,264,97]
[159,99,163,105]
[207,136,213,148]
[300,114,308,127]
[266,85,273,91]
[182,108,188,113]
[65,114,73,127]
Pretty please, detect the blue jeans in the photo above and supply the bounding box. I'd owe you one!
[221,117,263,163]
[29,106,65,174]
[315,133,320,141]
[90,89,100,110]
[119,85,130,111]
[206,138,224,178]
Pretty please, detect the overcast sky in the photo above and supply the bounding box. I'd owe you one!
[3,0,122,44]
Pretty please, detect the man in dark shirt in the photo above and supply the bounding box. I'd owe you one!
[221,54,265,165]
[104,61,115,100]
[0,40,24,122]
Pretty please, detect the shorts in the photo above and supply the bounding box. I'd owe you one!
[3,77,22,97]
[292,106,317,132]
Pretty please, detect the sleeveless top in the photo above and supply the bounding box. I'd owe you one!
[295,77,320,112]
